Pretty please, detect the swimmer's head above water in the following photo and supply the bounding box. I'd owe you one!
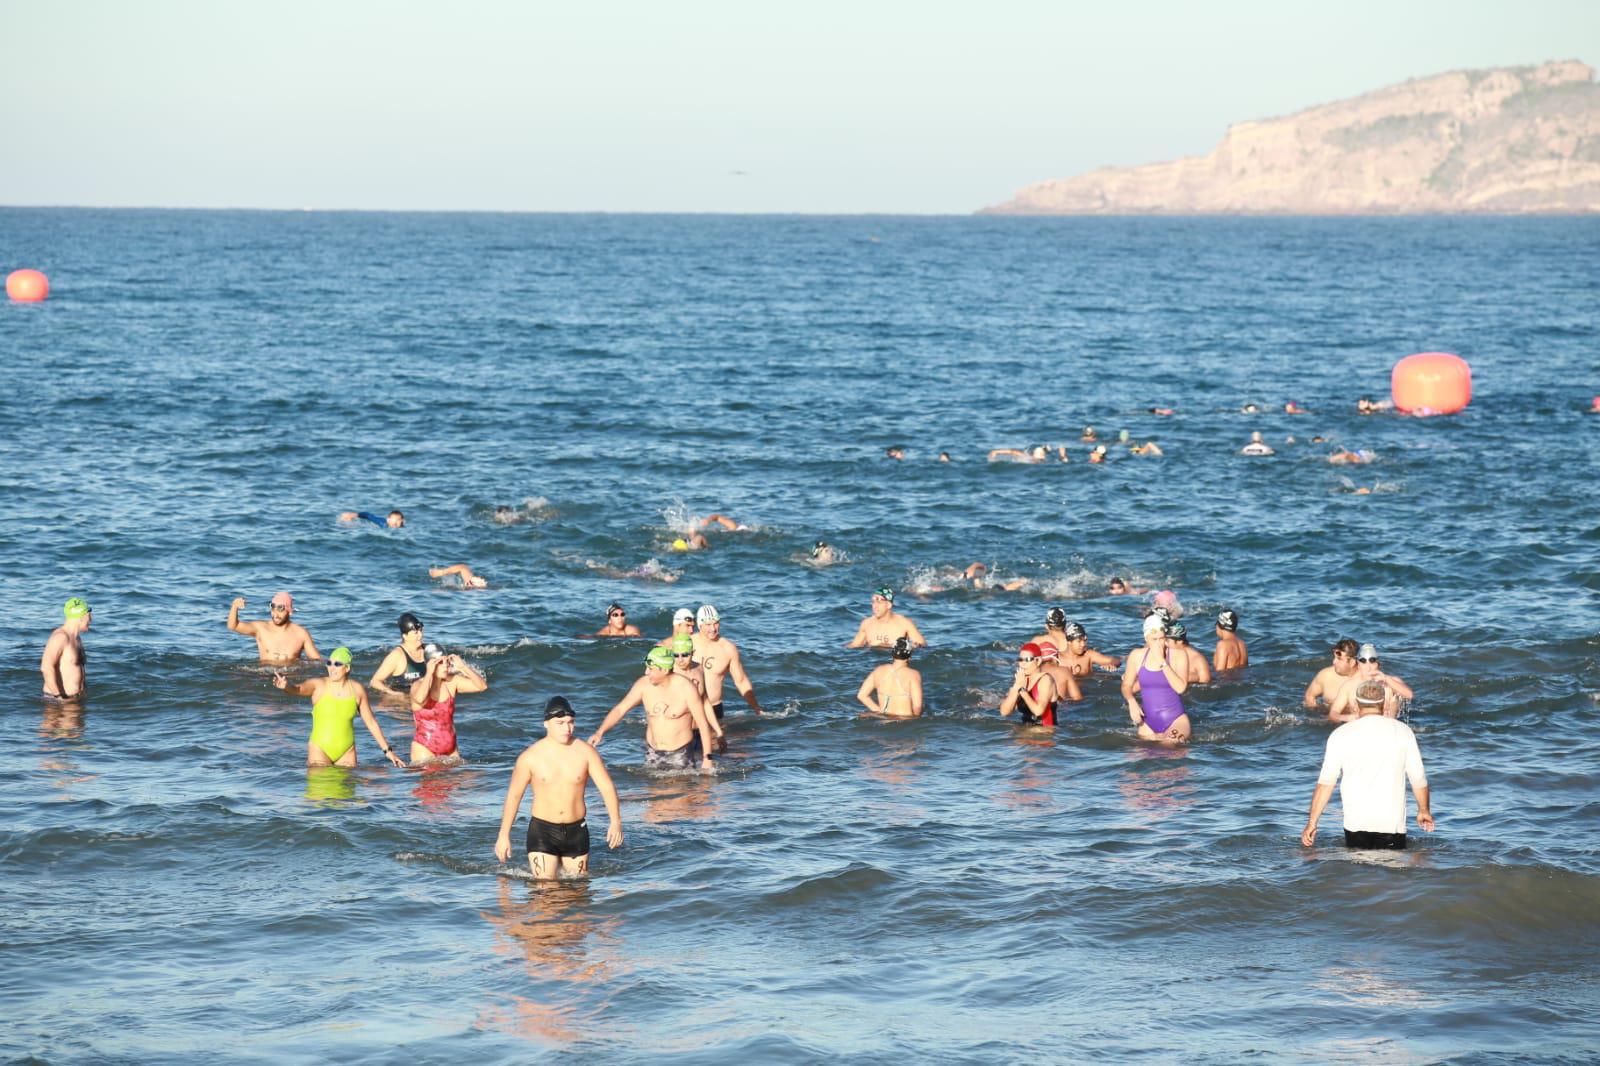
[386,510,405,528]
[645,646,675,674]
[1216,609,1239,632]
[892,636,913,660]
[1046,606,1068,630]
[398,612,422,635]
[1108,578,1127,594]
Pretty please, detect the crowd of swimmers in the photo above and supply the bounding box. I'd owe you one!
[39,567,1435,878]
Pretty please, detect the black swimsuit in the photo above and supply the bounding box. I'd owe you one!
[394,646,426,684]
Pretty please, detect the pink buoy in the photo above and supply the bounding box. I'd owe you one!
[6,269,49,302]
[1391,352,1471,416]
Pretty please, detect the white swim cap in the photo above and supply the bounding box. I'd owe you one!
[697,604,720,625]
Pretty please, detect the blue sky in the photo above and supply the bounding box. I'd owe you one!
[2,0,1595,212]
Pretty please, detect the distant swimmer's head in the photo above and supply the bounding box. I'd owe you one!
[386,510,405,528]
[544,696,575,720]
[885,446,906,460]
[645,646,675,673]
[673,608,695,628]
[63,597,91,621]
[1242,403,1260,414]
[1250,431,1264,443]
[811,540,832,560]
[398,612,423,635]
[1118,429,1131,443]
[1063,621,1087,642]
[892,636,913,660]
[1167,622,1188,643]
[671,634,695,657]
[1355,681,1388,708]
[606,603,626,623]
[327,647,353,670]
[1046,606,1068,629]
[696,604,720,628]
[872,586,894,613]
[1145,605,1172,625]
[1081,426,1097,441]
[1143,613,1169,639]
[672,538,690,551]
[1036,641,1059,661]
[938,452,951,462]
[1108,578,1127,594]
[1216,609,1239,632]
[1029,445,1048,461]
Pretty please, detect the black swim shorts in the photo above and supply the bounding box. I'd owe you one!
[1344,830,1407,850]
[526,816,590,858]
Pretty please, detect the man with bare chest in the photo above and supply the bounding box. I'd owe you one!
[495,697,623,879]
[41,597,92,699]
[691,604,766,723]
[848,587,927,650]
[227,592,321,663]
[590,647,717,772]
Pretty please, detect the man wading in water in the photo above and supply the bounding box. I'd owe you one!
[496,697,624,879]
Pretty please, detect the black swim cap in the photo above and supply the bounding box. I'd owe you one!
[398,612,422,633]
[1046,607,1067,628]
[1217,609,1239,632]
[1063,621,1086,640]
[892,636,913,659]
[544,696,575,720]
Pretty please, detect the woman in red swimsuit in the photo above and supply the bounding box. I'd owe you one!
[408,652,488,765]
[1000,642,1059,727]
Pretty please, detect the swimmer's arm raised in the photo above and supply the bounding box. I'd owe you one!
[585,744,624,849]
[452,658,488,695]
[356,686,405,767]
[227,598,259,636]
[588,682,644,745]
[1382,673,1414,701]
[494,754,534,862]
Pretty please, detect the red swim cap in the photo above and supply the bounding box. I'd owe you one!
[1020,642,1043,659]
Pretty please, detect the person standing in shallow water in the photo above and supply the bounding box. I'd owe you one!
[1122,614,1192,743]
[1301,681,1434,850]
[495,697,624,880]
[228,592,320,663]
[1212,609,1248,671]
[274,647,405,768]
[41,597,92,699]
[848,587,927,649]
[857,637,923,717]
[369,612,429,700]
[1000,643,1059,726]
[408,651,488,765]
[1304,639,1359,711]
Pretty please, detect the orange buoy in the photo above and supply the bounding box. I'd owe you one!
[6,269,49,302]
[1391,352,1471,416]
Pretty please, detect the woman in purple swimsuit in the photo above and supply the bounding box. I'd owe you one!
[1120,613,1192,743]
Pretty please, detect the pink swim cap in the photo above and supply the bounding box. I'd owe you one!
[1035,641,1059,660]
[1154,590,1177,609]
[271,591,294,609]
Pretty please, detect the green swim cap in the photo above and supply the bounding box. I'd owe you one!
[670,634,694,654]
[63,597,90,619]
[646,646,674,670]
[328,647,353,666]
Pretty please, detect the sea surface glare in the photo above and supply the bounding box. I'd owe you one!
[2,211,1598,1063]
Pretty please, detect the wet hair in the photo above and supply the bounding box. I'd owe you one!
[1334,638,1359,657]
[1354,681,1387,706]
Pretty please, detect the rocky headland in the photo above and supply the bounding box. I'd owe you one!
[982,60,1600,214]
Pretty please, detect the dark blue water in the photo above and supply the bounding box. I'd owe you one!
[3,210,1598,1062]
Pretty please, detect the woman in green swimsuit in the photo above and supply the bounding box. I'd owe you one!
[274,647,406,768]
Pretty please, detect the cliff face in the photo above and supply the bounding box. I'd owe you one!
[982,60,1600,214]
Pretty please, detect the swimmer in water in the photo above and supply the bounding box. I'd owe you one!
[938,452,952,462]
[1327,643,1413,721]
[668,633,717,740]
[1241,403,1260,414]
[1081,426,1098,442]
[1284,401,1309,414]
[339,509,405,528]
[1327,449,1375,465]
[1107,577,1148,596]
[857,637,923,717]
[959,562,1027,592]
[1304,638,1360,711]
[1589,396,1600,414]
[1240,431,1275,456]
[1121,614,1191,743]
[885,446,906,460]
[693,604,766,721]
[1035,641,1083,703]
[40,597,92,700]
[1131,440,1164,456]
[848,587,928,649]
[1149,407,1175,416]
[369,612,429,699]
[273,647,405,768]
[987,445,1049,463]
[1000,643,1059,727]
[1212,609,1248,671]
[671,531,710,552]
[228,592,320,663]
[408,650,487,765]
[430,563,487,588]
[1166,623,1212,684]
[1087,444,1108,464]
[810,540,838,565]
[1152,590,1184,619]
[494,696,624,879]
[1036,614,1122,677]
[593,603,642,638]
[656,607,697,648]
[589,647,717,773]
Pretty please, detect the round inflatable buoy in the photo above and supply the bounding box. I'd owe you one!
[6,268,49,302]
[1391,352,1470,416]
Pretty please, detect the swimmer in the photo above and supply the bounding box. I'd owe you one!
[1240,431,1275,456]
[1589,396,1600,414]
[1304,638,1360,710]
[1152,589,1184,619]
[273,648,405,768]
[1087,444,1108,464]
[857,637,923,717]
[1081,426,1098,442]
[693,605,766,720]
[1107,577,1148,596]
[848,587,928,649]
[668,633,723,748]
[885,446,906,461]
[1327,643,1413,721]
[430,563,487,588]
[1000,643,1059,726]
[408,650,487,764]
[40,597,92,699]
[1356,396,1390,414]
[1284,401,1309,414]
[1118,429,1131,444]
[494,696,624,879]
[1121,614,1191,743]
[589,647,717,773]
[339,509,405,528]
[593,603,642,638]
[671,532,710,551]
[1131,441,1164,456]
[493,504,517,523]
[227,592,320,663]
[656,608,697,648]
[369,612,429,699]
[694,513,749,533]
[987,446,1048,463]
[1148,407,1174,416]
[962,562,1027,592]
[1327,449,1375,465]
[1212,609,1248,671]
[1054,445,1071,462]
[1034,641,1083,703]
[1035,614,1122,677]
[810,540,838,565]
[938,452,952,462]
[1166,623,1212,684]
[1241,403,1260,414]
